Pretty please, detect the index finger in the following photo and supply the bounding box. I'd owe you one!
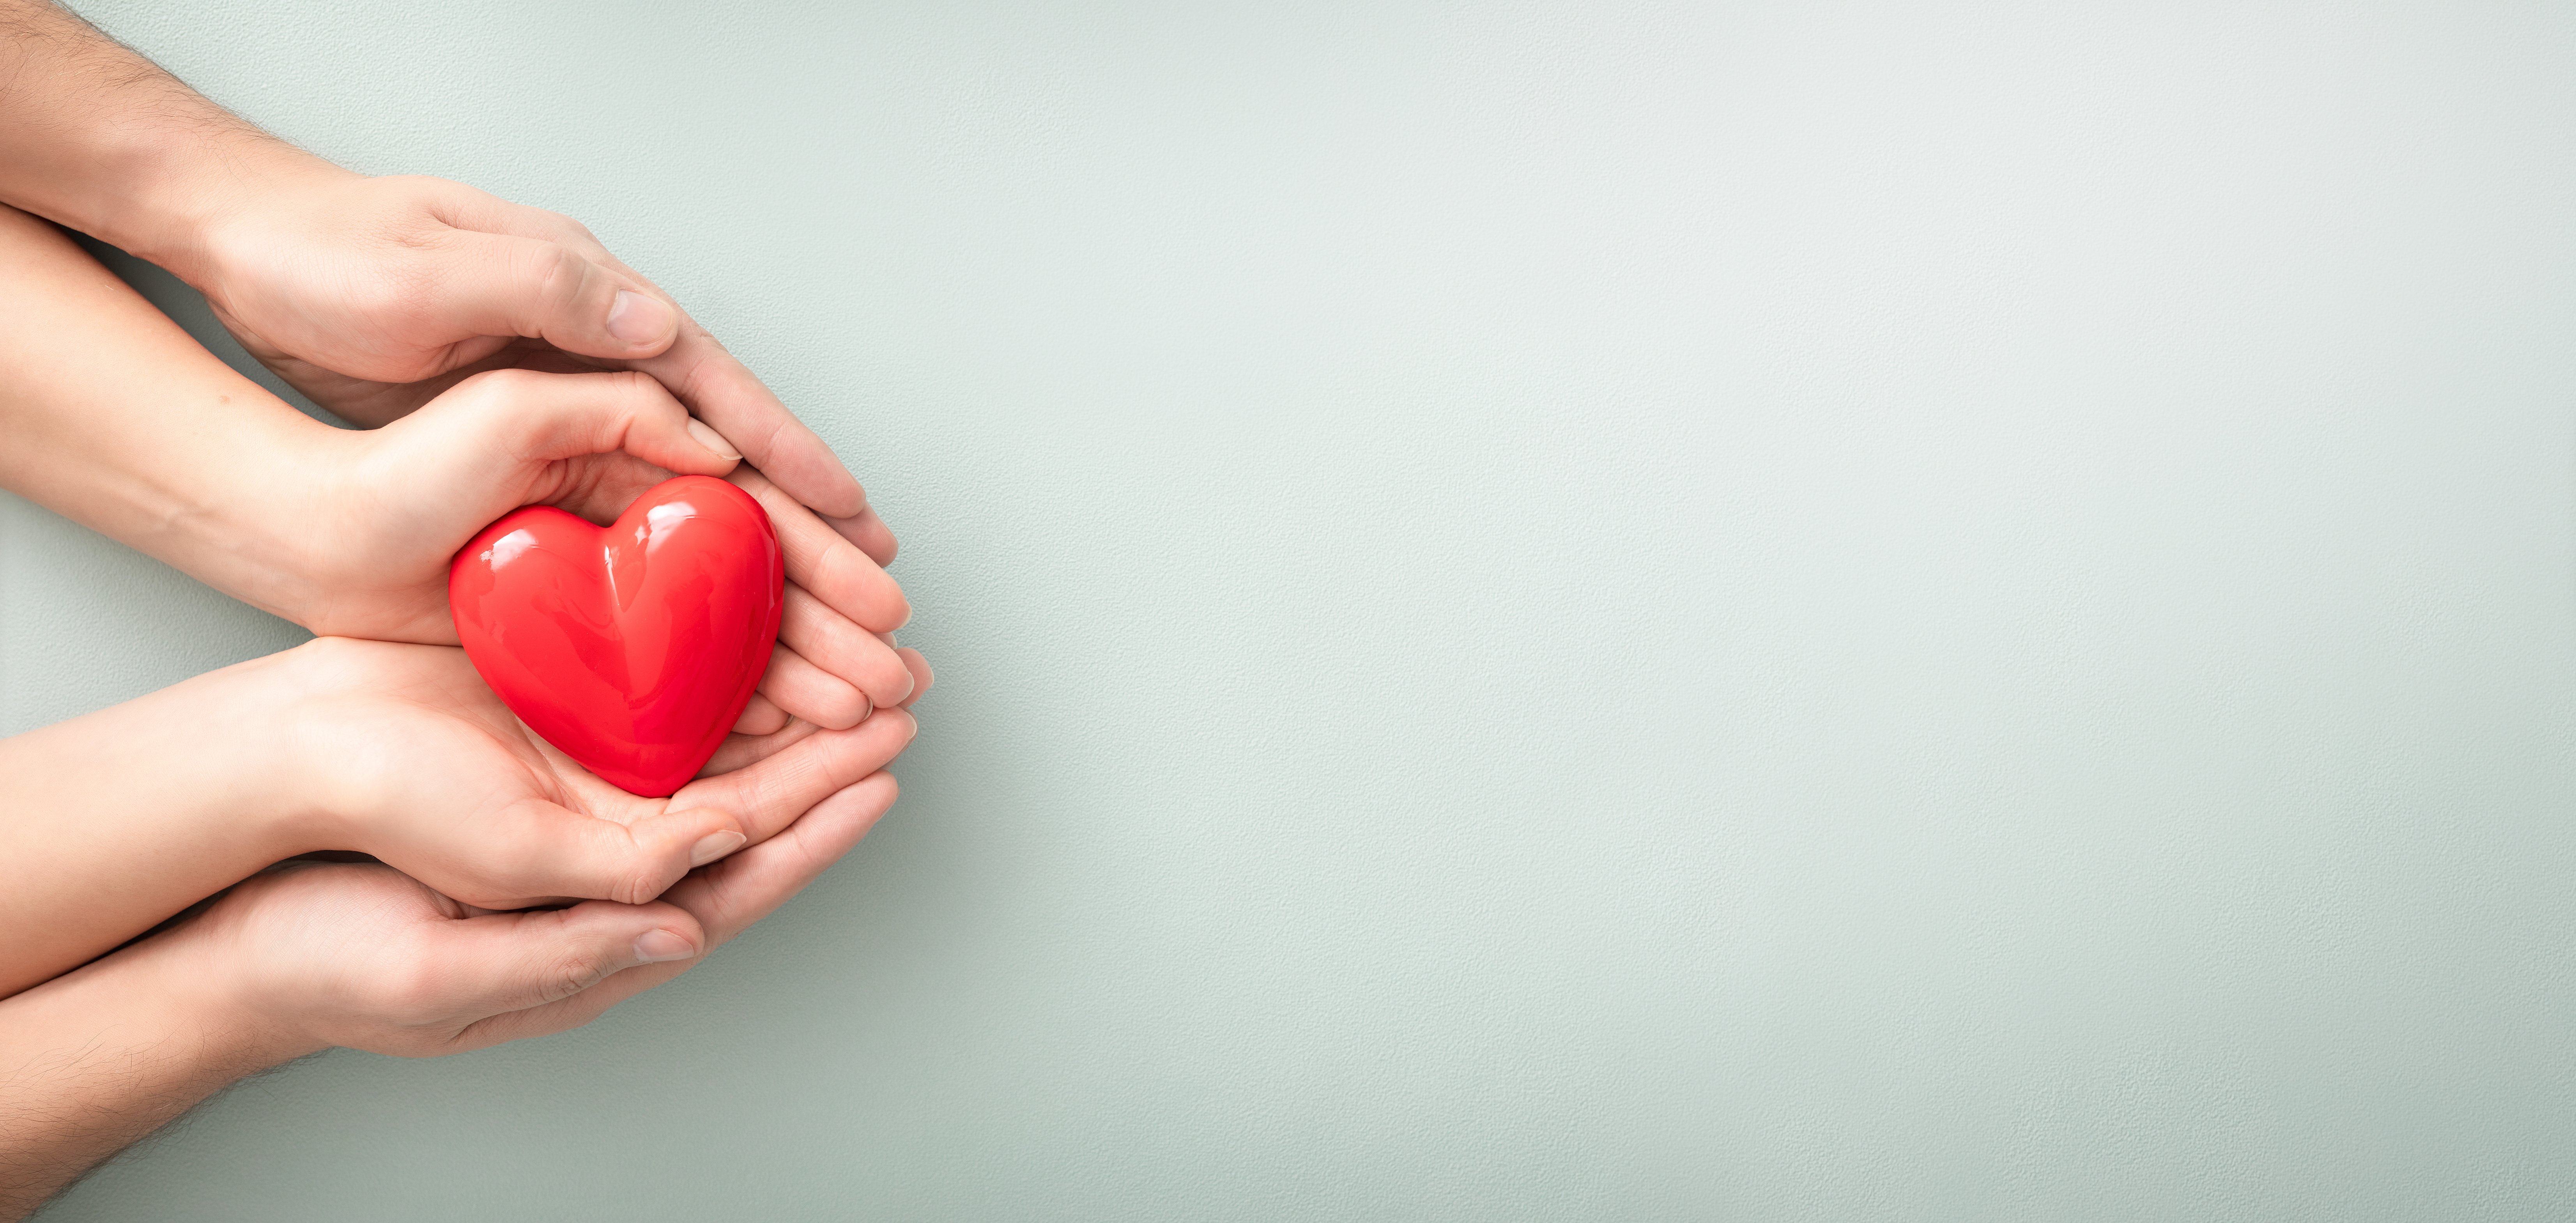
[728,467,910,633]
[488,208,872,523]
[663,707,917,847]
[630,317,866,519]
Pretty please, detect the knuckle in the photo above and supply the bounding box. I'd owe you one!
[789,667,868,729]
[861,652,913,702]
[387,173,458,197]
[543,950,614,1003]
[551,212,603,244]
[619,854,675,906]
[532,243,594,307]
[603,368,664,400]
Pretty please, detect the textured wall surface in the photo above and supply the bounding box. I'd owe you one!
[9,1,2576,1218]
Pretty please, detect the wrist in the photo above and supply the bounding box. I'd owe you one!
[0,0,318,275]
[134,389,365,637]
[243,641,383,855]
[111,137,353,287]
[124,908,330,1066]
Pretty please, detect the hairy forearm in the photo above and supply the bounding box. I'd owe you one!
[0,203,350,625]
[0,0,340,277]
[0,932,309,1220]
[0,652,311,998]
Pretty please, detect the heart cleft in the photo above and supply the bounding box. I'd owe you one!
[448,475,785,797]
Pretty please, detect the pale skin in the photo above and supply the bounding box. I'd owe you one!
[0,204,929,736]
[0,772,904,1219]
[0,1,939,1208]
[0,218,943,1202]
[0,0,891,550]
[0,638,924,1001]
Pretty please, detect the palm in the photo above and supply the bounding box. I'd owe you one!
[219,305,926,738]
[314,438,680,645]
[295,644,693,903]
[219,301,630,429]
[191,749,900,1059]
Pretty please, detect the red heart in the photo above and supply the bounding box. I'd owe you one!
[448,475,784,797]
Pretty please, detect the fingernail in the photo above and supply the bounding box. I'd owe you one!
[688,830,748,867]
[634,929,698,963]
[686,418,743,461]
[606,290,675,346]
[896,708,919,739]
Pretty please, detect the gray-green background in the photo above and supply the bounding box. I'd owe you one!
[7,0,2574,1217]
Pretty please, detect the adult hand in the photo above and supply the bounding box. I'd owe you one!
[0,206,920,732]
[182,169,888,551]
[0,4,890,559]
[194,772,900,1058]
[282,638,921,914]
[309,368,925,727]
[0,707,906,1222]
[247,331,903,570]
[0,637,926,999]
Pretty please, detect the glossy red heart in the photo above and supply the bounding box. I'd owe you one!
[448,475,784,797]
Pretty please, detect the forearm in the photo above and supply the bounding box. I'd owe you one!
[0,929,311,1220]
[0,653,310,999]
[0,203,350,626]
[0,0,342,276]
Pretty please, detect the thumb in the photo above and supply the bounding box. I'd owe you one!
[428,229,680,360]
[395,792,749,910]
[410,899,705,1023]
[442,368,742,479]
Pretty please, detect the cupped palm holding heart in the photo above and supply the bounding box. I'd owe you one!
[168,366,926,743]
[0,183,934,1186]
[0,340,934,973]
[452,475,786,796]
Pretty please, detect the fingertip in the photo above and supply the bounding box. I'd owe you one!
[606,289,678,351]
[761,650,872,729]
[633,927,699,964]
[582,897,706,965]
[688,829,749,868]
[829,507,899,567]
[878,652,918,708]
[848,769,900,814]
[896,647,933,708]
[686,418,744,463]
[788,464,867,522]
[826,770,902,838]
[786,771,902,859]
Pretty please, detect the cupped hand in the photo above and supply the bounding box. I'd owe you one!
[190,170,879,535]
[280,638,917,912]
[179,773,901,1058]
[300,366,923,729]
